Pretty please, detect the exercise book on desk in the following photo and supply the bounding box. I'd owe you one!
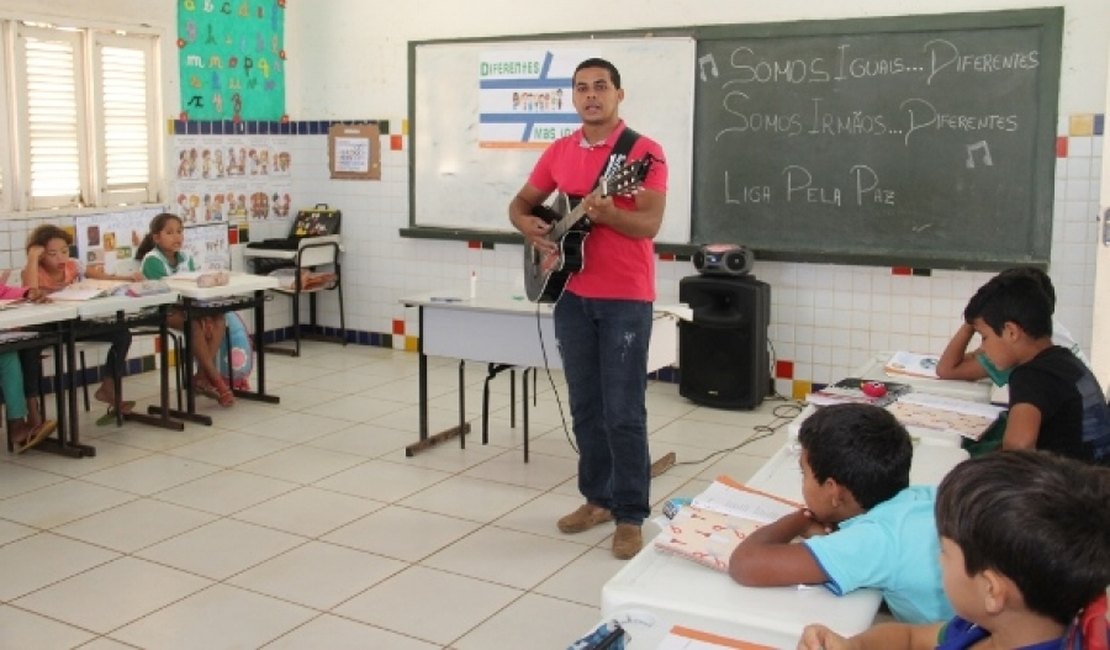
[886,393,1004,442]
[883,351,941,379]
[655,477,801,572]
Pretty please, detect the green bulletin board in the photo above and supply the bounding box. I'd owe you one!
[177,0,286,121]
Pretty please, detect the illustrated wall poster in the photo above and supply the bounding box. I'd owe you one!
[183,223,231,270]
[75,210,158,277]
[177,0,286,121]
[478,49,585,148]
[171,132,293,227]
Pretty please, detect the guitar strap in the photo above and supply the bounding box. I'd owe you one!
[568,127,641,207]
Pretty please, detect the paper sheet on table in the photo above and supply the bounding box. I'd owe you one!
[690,476,801,524]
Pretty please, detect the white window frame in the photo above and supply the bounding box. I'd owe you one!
[12,24,89,210]
[4,20,160,212]
[91,31,159,206]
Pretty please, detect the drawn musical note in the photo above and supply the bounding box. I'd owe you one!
[698,54,719,82]
[966,140,993,168]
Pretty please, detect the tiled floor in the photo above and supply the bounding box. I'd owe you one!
[0,342,799,649]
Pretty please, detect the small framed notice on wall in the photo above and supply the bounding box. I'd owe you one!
[328,123,381,180]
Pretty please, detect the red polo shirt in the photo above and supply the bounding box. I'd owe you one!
[527,121,667,301]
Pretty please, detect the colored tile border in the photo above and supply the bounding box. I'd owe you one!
[169,118,392,136]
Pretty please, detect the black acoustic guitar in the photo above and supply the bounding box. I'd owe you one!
[522,156,654,303]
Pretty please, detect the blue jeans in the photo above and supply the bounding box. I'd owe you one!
[554,292,652,525]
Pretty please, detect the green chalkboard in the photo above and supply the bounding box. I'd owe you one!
[691,8,1062,269]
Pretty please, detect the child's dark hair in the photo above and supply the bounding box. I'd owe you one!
[574,57,621,89]
[26,224,73,251]
[797,404,912,509]
[997,266,1057,309]
[134,212,183,260]
[963,272,1052,338]
[936,450,1110,626]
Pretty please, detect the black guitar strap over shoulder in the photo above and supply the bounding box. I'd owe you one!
[596,126,641,190]
[568,127,641,207]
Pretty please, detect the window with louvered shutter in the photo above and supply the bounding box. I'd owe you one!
[5,22,159,212]
[16,26,87,209]
[94,34,156,205]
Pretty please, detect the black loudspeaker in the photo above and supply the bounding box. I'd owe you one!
[679,275,771,410]
[692,244,754,276]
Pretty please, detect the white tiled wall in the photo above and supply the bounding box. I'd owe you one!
[272,124,1100,399]
[5,121,1100,397]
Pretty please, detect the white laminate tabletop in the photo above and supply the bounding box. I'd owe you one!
[0,302,79,330]
[165,272,279,299]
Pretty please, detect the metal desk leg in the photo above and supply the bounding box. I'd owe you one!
[404,305,470,457]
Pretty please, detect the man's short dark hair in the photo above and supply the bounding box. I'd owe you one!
[936,450,1110,625]
[574,57,621,89]
[963,272,1052,338]
[798,404,912,509]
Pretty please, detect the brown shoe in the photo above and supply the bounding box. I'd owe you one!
[612,523,643,560]
[557,504,613,534]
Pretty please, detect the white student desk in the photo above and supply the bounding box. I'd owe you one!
[58,291,185,455]
[0,302,78,456]
[601,355,979,648]
[400,292,686,459]
[161,273,281,425]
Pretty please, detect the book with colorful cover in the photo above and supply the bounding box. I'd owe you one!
[655,477,802,572]
[654,506,764,572]
[883,351,941,379]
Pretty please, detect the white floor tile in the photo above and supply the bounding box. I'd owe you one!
[111,583,316,650]
[334,565,521,646]
[0,532,119,600]
[53,498,217,552]
[13,556,211,634]
[0,605,96,649]
[398,474,542,522]
[322,504,481,562]
[228,540,406,609]
[452,592,600,650]
[135,518,305,580]
[421,525,589,590]
[155,469,298,515]
[81,454,221,496]
[262,613,440,649]
[233,486,384,537]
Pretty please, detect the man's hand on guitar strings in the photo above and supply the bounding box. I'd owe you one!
[583,195,616,225]
[519,214,558,255]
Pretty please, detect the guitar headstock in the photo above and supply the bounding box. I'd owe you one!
[602,154,656,198]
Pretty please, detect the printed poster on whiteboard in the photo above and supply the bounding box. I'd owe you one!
[478,50,587,148]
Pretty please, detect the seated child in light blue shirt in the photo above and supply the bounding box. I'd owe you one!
[798,450,1110,650]
[729,403,953,624]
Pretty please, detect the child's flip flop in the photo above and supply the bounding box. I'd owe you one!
[14,420,56,454]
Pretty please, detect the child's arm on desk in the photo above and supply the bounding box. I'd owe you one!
[936,323,989,381]
[796,621,942,650]
[728,509,830,586]
[1000,402,1041,450]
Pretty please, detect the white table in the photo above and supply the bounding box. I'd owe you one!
[0,303,80,456]
[601,440,969,649]
[400,292,684,460]
[163,273,281,424]
[54,292,186,452]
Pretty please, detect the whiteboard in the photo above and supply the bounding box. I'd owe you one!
[411,36,694,244]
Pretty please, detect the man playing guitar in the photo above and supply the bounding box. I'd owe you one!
[507,57,667,559]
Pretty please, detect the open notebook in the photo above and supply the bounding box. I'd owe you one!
[654,477,802,572]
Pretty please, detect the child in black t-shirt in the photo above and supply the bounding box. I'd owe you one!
[962,272,1109,463]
